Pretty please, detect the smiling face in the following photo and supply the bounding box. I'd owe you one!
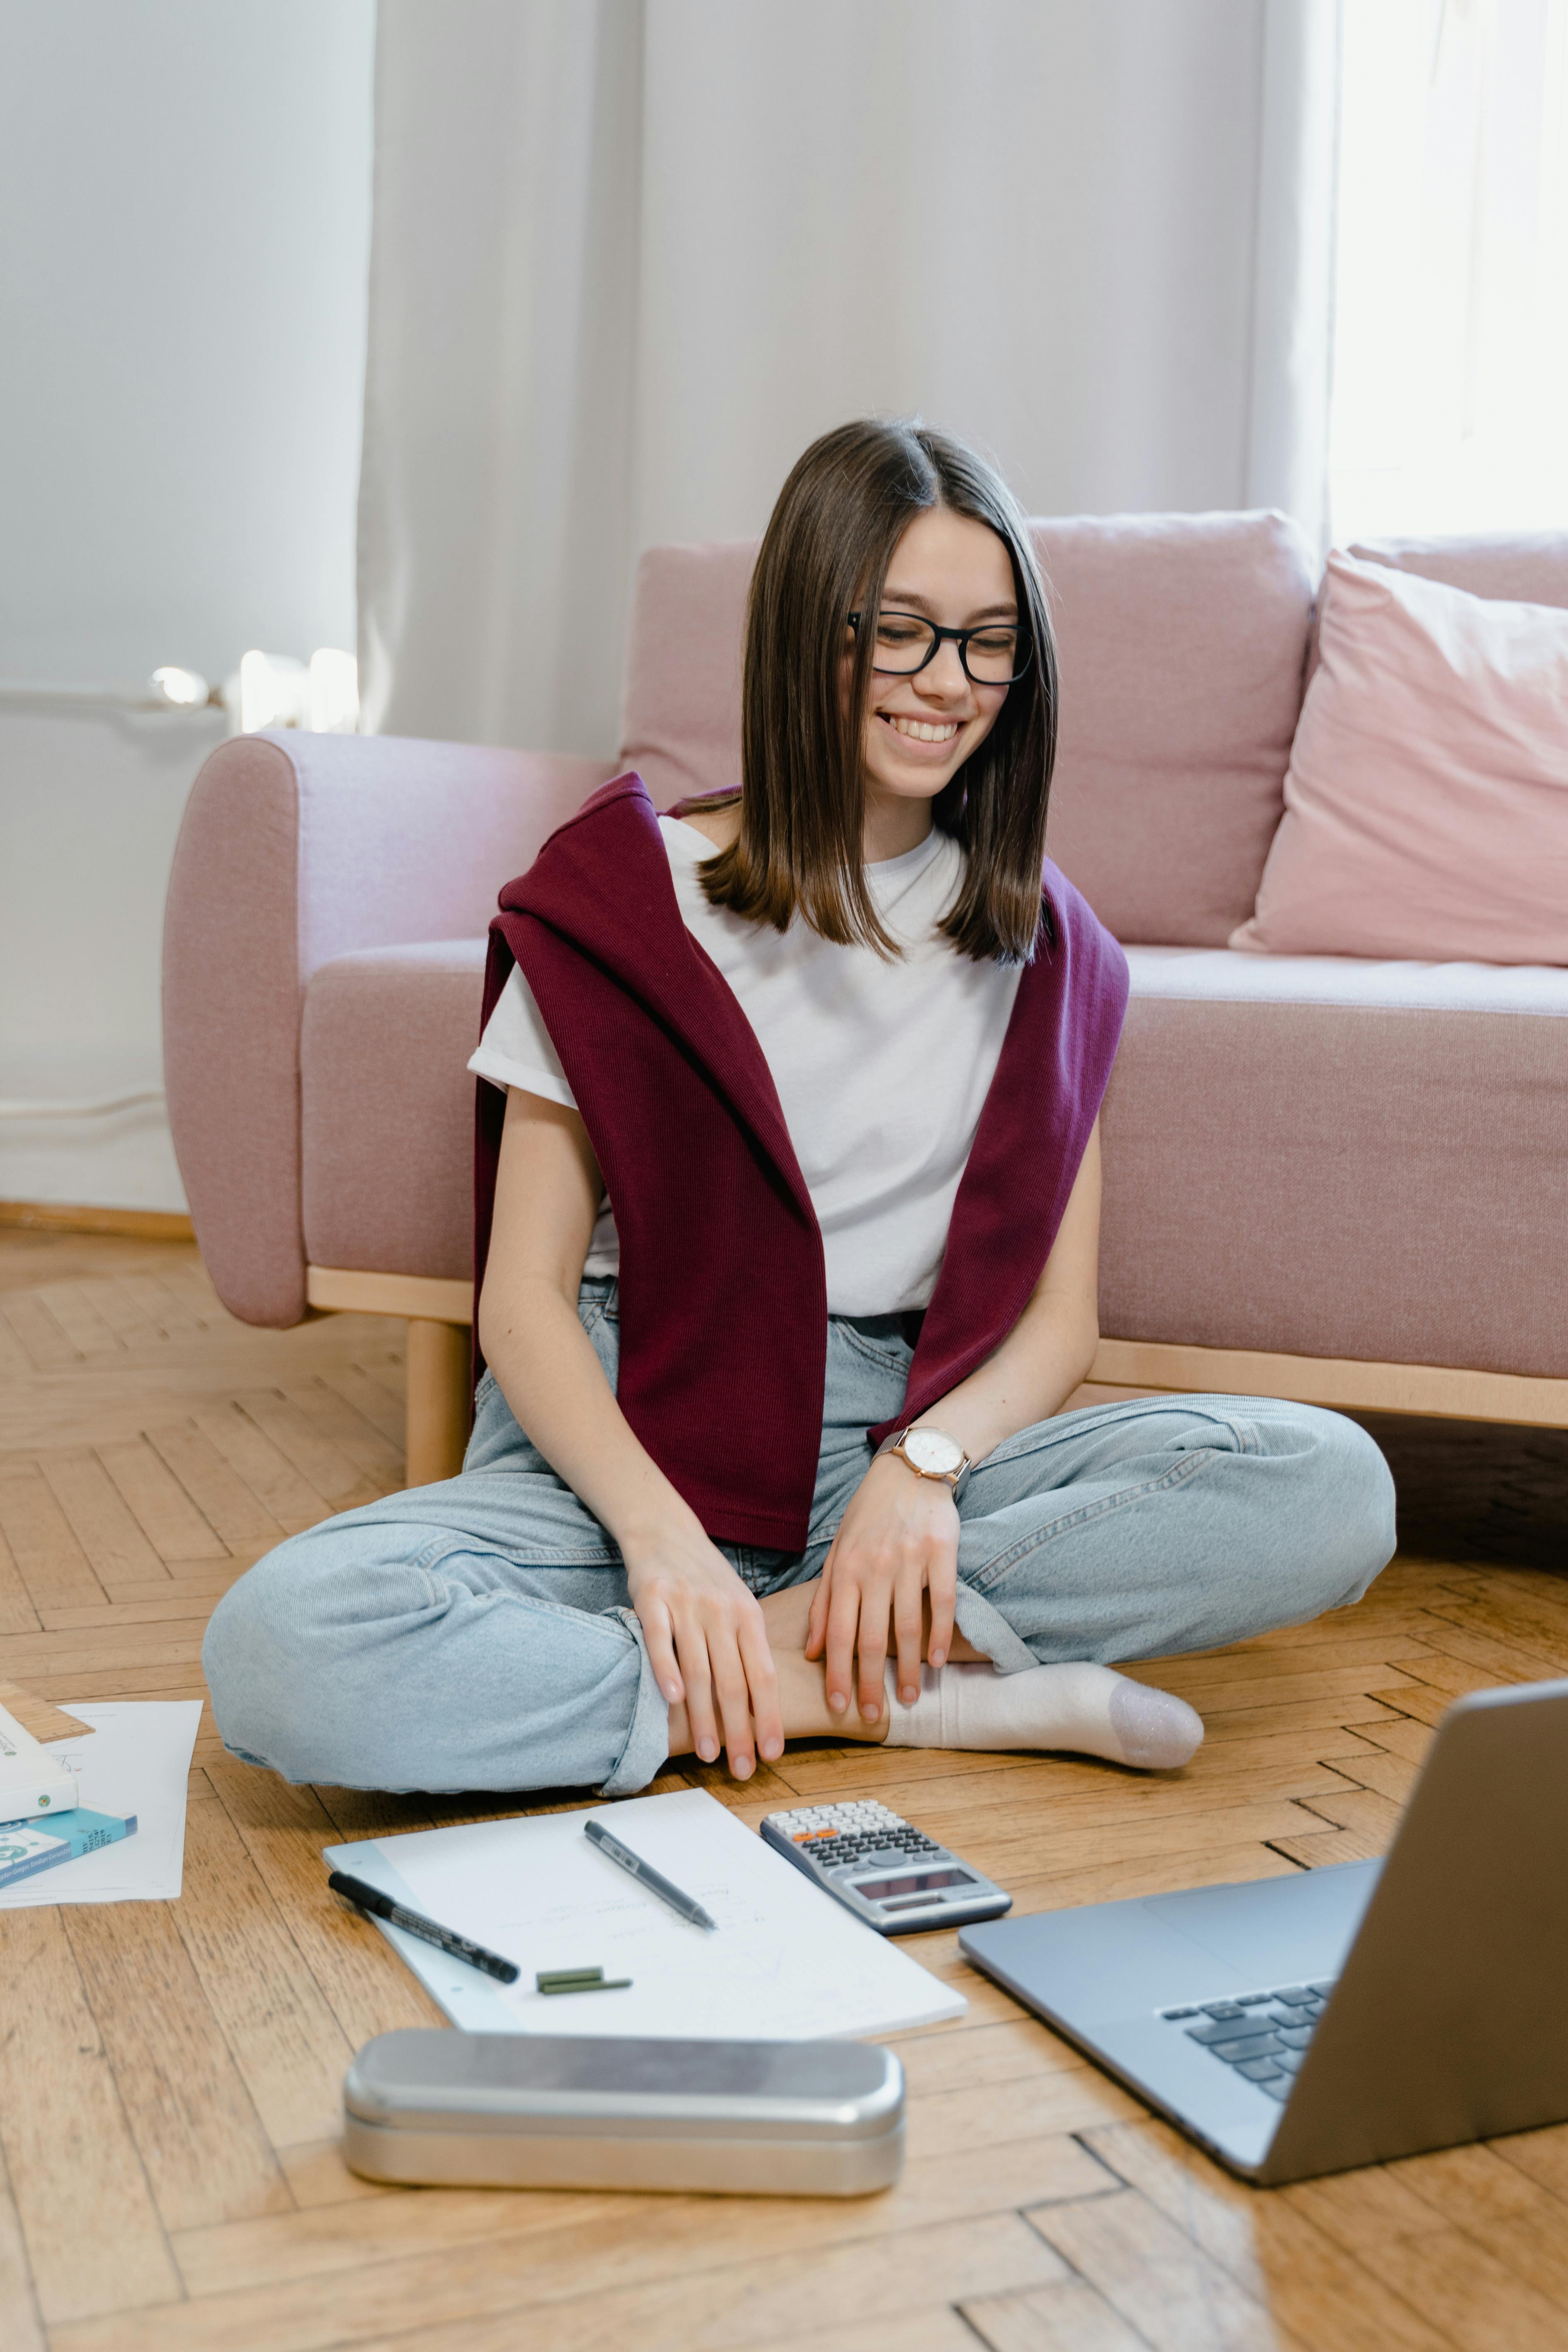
[855,503,1017,836]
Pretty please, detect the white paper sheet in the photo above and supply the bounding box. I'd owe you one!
[0,1701,202,1906]
[326,1787,966,2041]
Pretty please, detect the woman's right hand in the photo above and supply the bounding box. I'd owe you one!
[623,1521,783,1780]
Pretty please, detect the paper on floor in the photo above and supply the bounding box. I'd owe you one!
[326,1785,967,2041]
[0,1701,202,1907]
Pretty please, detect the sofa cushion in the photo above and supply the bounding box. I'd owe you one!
[1102,948,1568,1379]
[1233,553,1568,965]
[1303,530,1568,687]
[1347,531,1568,611]
[1029,512,1317,948]
[619,512,1316,949]
[301,938,1568,1380]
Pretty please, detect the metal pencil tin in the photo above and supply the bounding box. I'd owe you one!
[343,2029,905,2196]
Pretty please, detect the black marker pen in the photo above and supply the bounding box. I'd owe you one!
[327,1868,520,1983]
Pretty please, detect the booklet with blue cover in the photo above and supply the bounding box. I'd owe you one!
[0,1808,137,1892]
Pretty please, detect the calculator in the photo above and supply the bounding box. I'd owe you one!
[761,1799,1012,1935]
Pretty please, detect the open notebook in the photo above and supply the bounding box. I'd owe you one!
[325,1786,966,2039]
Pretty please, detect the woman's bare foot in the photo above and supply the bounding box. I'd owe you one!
[664,1576,984,1768]
[666,1580,887,1763]
[760,1577,991,1742]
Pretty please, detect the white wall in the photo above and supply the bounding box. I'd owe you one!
[0,0,374,1211]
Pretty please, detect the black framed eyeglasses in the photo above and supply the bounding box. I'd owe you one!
[848,608,1032,685]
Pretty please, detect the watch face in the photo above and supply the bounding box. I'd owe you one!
[902,1427,964,1478]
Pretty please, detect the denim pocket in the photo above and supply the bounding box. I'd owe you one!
[576,1278,621,1389]
[835,1320,913,1375]
[576,1276,619,1337]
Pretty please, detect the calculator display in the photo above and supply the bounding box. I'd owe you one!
[851,1867,973,1901]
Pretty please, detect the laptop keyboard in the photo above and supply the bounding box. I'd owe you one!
[1160,1981,1337,2103]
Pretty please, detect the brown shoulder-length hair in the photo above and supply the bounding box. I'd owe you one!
[695,417,1058,964]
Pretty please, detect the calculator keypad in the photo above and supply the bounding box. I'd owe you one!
[765,1800,944,1870]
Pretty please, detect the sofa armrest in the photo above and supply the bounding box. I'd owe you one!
[162,729,616,1327]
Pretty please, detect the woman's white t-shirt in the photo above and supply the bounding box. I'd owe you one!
[468,817,1023,1316]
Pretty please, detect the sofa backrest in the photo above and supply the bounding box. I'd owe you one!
[619,510,1316,948]
[619,539,755,816]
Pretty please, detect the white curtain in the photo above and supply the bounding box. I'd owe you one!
[1246,0,1343,546]
[360,0,1341,756]
[1330,0,1568,543]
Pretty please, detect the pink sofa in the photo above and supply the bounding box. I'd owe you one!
[163,513,1568,1480]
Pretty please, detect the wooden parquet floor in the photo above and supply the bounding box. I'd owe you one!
[4,1231,1568,2352]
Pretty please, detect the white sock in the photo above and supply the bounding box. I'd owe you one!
[881,1660,1202,1770]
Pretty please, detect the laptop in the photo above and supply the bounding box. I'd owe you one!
[959,1678,1568,2184]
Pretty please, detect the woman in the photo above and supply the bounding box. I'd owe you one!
[204,419,1394,1796]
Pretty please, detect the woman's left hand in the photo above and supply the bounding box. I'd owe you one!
[805,1458,959,1722]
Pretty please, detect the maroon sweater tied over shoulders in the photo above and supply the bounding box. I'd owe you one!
[473,774,1129,1552]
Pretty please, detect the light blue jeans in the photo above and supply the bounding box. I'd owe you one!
[204,1278,1396,1796]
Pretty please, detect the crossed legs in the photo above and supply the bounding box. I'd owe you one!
[203,1394,1395,1796]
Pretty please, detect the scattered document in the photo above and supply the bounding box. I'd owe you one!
[0,1701,201,1908]
[325,1786,966,2041]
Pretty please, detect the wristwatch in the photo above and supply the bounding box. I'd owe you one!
[874,1425,973,1501]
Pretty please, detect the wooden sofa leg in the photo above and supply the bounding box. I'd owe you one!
[405,1318,472,1486]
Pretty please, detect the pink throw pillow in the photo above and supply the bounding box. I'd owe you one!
[1231,550,1568,964]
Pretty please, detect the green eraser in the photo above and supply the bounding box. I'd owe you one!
[536,1968,632,1994]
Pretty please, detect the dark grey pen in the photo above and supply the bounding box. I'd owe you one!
[584,1815,718,1930]
[327,1868,520,1982]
